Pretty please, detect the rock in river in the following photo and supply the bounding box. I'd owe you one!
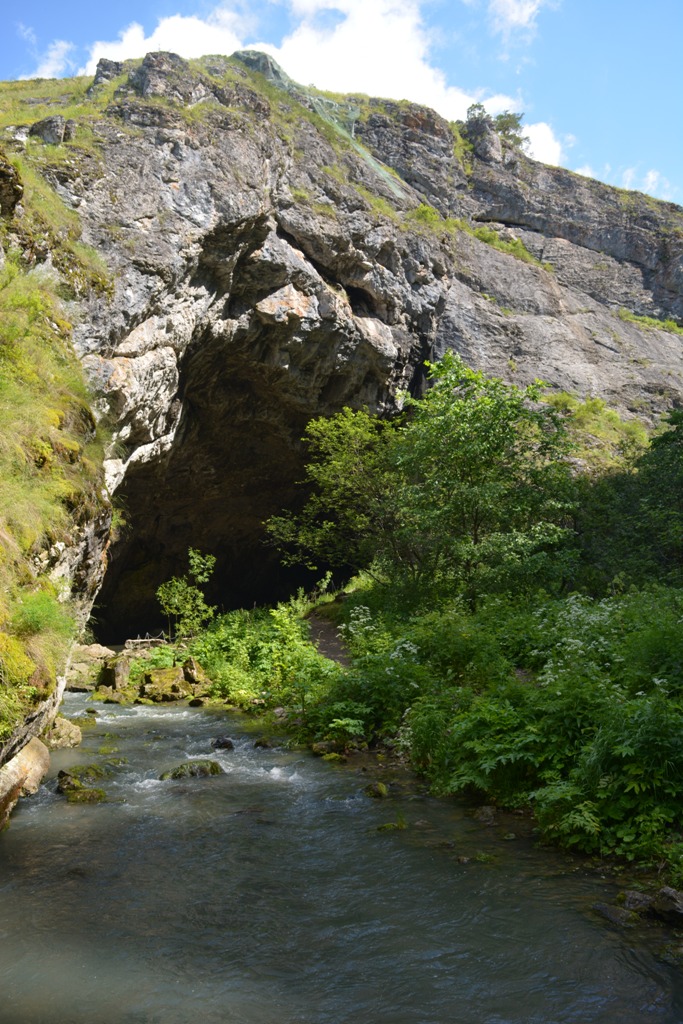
[160,760,224,780]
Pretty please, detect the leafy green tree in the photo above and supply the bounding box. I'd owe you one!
[629,410,683,581]
[395,354,576,606]
[266,408,399,576]
[269,354,576,606]
[156,548,216,639]
[493,110,526,147]
[569,409,683,592]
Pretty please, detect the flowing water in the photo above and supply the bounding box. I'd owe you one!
[1,694,682,1024]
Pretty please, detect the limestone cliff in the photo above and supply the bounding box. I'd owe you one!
[2,49,683,644]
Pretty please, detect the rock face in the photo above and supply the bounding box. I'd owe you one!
[0,738,50,828]
[3,50,682,639]
[0,151,23,216]
[28,116,76,146]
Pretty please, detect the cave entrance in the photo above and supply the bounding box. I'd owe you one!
[92,355,319,643]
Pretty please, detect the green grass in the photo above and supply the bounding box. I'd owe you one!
[618,307,683,336]
[0,251,108,739]
[355,184,400,221]
[473,224,552,270]
[544,391,648,471]
[400,204,553,272]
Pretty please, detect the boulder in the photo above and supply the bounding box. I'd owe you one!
[160,760,224,780]
[88,58,123,93]
[0,151,23,217]
[593,902,637,928]
[139,665,191,702]
[56,765,108,804]
[182,657,210,689]
[0,738,50,827]
[98,656,131,690]
[211,736,235,750]
[28,116,76,145]
[56,764,109,792]
[95,687,127,704]
[44,716,82,750]
[364,781,389,799]
[473,805,497,825]
[64,787,106,804]
[67,643,115,691]
[622,890,654,913]
[311,740,343,756]
[652,887,683,927]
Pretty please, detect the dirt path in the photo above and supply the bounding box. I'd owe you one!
[307,613,351,666]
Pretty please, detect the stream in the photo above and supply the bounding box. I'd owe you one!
[1,693,682,1024]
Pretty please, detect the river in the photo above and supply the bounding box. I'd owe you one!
[1,693,682,1024]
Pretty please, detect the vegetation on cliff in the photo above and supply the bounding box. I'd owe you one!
[0,137,108,742]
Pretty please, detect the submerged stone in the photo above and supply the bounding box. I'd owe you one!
[57,765,110,793]
[65,787,106,804]
[160,760,224,780]
[593,902,638,928]
[653,887,683,927]
[364,782,389,799]
[56,767,109,804]
[211,736,235,750]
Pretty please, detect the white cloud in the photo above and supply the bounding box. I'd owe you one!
[523,121,563,164]
[621,166,636,190]
[488,0,553,38]
[622,168,675,202]
[17,23,37,47]
[571,162,677,202]
[21,40,76,80]
[80,10,246,75]
[260,0,485,117]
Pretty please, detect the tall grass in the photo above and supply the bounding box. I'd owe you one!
[0,252,106,739]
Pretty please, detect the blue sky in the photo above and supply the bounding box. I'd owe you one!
[2,0,681,203]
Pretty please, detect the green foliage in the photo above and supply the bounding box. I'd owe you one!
[261,353,683,878]
[0,248,106,739]
[400,205,550,271]
[617,307,683,335]
[11,589,73,639]
[568,409,683,591]
[405,203,443,228]
[402,203,469,239]
[473,224,549,268]
[7,155,110,295]
[345,585,683,873]
[395,354,575,605]
[493,111,526,148]
[267,408,399,574]
[156,549,217,640]
[454,104,527,151]
[450,122,474,172]
[185,599,345,728]
[270,354,576,608]
[355,184,399,221]
[544,392,648,472]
